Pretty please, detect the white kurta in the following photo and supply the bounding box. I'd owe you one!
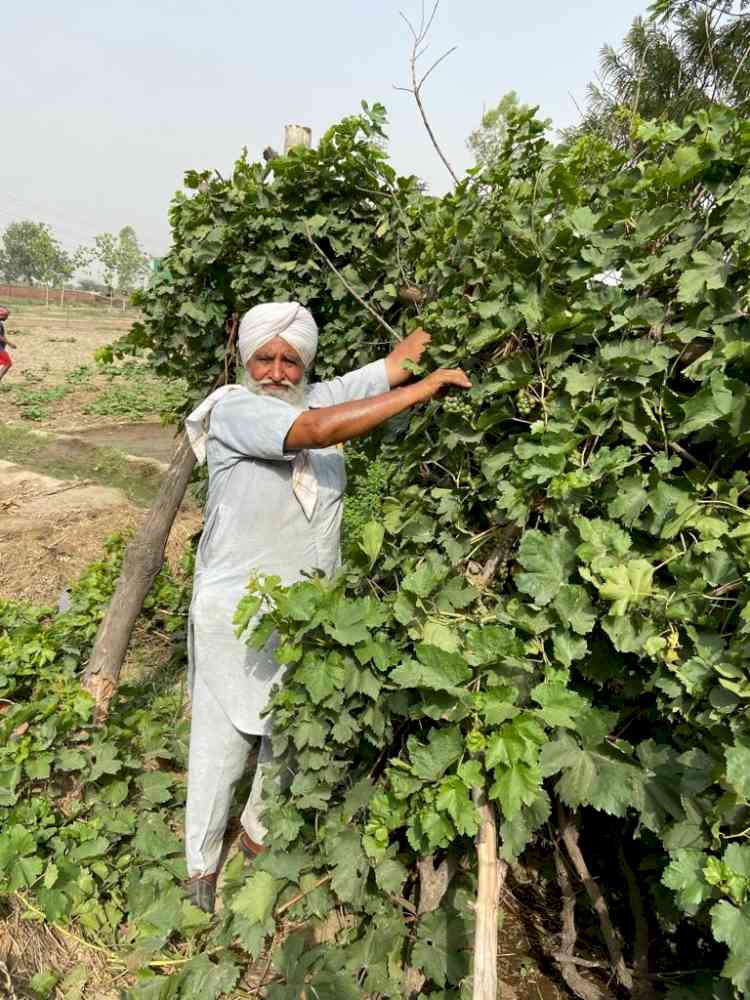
[187,359,389,734]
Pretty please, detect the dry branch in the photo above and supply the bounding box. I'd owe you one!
[395,1,459,186]
[558,801,634,992]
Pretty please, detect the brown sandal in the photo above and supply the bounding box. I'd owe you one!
[238,831,267,860]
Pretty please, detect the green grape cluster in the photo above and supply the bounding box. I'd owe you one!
[343,455,390,539]
[442,393,475,420]
[515,387,536,415]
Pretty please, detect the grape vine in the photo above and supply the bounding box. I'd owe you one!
[3,101,750,998]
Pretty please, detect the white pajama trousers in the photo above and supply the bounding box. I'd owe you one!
[185,671,273,877]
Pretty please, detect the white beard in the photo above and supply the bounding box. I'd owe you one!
[241,370,309,409]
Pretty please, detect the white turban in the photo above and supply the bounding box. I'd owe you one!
[238,302,318,370]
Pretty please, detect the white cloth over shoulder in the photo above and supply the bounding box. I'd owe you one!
[238,302,318,369]
[188,358,390,735]
[185,384,319,520]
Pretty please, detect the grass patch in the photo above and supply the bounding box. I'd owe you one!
[2,425,171,507]
[1,361,188,423]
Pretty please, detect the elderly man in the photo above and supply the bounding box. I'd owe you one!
[183,301,470,912]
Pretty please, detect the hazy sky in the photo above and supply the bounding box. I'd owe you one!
[2,1,649,257]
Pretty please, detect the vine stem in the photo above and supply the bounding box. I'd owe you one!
[303,223,402,342]
[552,852,609,1000]
[557,801,634,992]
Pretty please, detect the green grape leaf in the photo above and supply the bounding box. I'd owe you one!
[230,870,283,925]
[662,850,713,913]
[515,529,576,606]
[726,744,750,799]
[435,776,480,836]
[597,560,654,616]
[359,521,385,567]
[408,726,464,781]
[552,584,597,634]
[411,910,471,987]
[89,742,122,781]
[178,954,241,1000]
[679,371,733,435]
[138,772,174,805]
[490,761,542,821]
[711,901,750,993]
[374,858,409,894]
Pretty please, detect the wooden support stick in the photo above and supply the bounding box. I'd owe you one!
[82,316,239,719]
[472,788,502,1000]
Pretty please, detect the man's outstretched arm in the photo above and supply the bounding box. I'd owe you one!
[285,368,471,451]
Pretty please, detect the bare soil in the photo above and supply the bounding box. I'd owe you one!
[66,421,178,463]
[0,460,200,606]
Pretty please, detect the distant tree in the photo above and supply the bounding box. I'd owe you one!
[34,235,70,306]
[115,226,149,297]
[94,227,149,305]
[94,233,118,303]
[467,91,550,168]
[0,220,58,284]
[574,0,750,146]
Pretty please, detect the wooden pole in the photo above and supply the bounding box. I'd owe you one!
[83,433,197,717]
[82,315,240,718]
[284,125,312,152]
[472,788,502,1000]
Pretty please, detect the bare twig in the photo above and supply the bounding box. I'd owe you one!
[395,1,460,186]
[729,42,750,93]
[553,954,610,970]
[558,801,634,992]
[274,874,332,918]
[303,223,402,342]
[619,846,656,1000]
[553,850,609,1000]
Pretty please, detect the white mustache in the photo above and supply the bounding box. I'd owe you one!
[257,378,295,389]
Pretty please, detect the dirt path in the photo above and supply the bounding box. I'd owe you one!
[0,460,200,606]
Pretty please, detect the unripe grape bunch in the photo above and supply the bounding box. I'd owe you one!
[442,393,475,421]
[515,387,536,415]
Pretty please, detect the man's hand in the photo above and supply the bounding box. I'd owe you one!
[418,368,472,401]
[385,328,432,387]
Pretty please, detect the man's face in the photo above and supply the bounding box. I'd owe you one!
[247,337,304,398]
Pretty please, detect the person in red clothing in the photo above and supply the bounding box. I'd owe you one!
[0,307,17,381]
